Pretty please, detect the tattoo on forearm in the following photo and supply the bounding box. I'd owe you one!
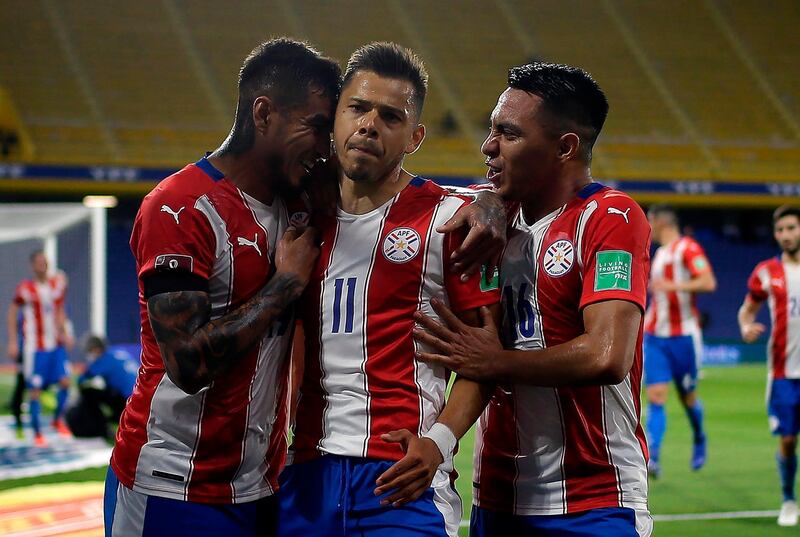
[148,273,303,392]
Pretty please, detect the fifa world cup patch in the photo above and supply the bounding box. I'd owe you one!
[543,239,575,277]
[692,256,708,271]
[594,250,632,291]
[155,254,194,272]
[382,227,421,263]
[480,265,500,291]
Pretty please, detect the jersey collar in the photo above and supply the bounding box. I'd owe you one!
[576,181,605,199]
[195,154,225,182]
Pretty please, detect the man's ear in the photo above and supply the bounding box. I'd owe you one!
[252,96,275,135]
[405,123,426,155]
[557,132,581,162]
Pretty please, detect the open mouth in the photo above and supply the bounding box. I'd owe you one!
[486,165,502,185]
[301,156,324,174]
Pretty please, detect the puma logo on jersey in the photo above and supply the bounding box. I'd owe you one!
[237,234,262,256]
[160,204,185,224]
[607,206,630,223]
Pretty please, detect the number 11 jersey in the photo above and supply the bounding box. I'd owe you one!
[291,177,499,463]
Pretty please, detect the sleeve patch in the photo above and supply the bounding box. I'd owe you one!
[594,250,632,292]
[480,265,500,292]
[692,256,708,271]
[155,254,194,273]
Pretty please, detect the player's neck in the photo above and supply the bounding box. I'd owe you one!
[520,171,592,223]
[659,228,681,246]
[338,166,412,215]
[783,250,800,265]
[207,152,275,205]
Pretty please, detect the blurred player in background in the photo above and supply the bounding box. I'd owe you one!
[104,39,340,537]
[6,250,73,446]
[66,335,137,438]
[738,205,800,526]
[413,63,652,536]
[278,42,501,537]
[644,204,716,478]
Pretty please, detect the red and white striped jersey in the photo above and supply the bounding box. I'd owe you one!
[14,272,67,356]
[645,236,711,337]
[112,157,296,504]
[291,177,500,463]
[747,258,800,380]
[474,183,650,515]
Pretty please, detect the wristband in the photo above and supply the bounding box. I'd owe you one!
[422,422,457,472]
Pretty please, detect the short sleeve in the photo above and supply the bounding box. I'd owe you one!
[443,224,500,313]
[12,282,25,306]
[131,189,216,282]
[747,264,768,303]
[682,239,712,278]
[580,196,651,312]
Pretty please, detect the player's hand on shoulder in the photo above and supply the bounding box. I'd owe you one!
[741,322,766,343]
[275,226,320,288]
[438,190,507,279]
[374,429,442,507]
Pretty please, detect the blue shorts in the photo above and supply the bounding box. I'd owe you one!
[768,379,800,437]
[470,505,652,537]
[643,334,700,393]
[25,346,69,389]
[104,466,276,537]
[277,455,461,536]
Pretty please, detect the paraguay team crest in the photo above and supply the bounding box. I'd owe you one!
[382,227,421,263]
[543,239,574,277]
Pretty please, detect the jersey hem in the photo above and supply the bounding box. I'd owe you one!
[474,497,648,516]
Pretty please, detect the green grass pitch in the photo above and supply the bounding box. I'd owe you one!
[0,364,792,535]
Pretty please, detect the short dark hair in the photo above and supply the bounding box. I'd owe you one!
[774,205,800,225]
[226,38,341,154]
[29,249,44,262]
[508,62,608,161]
[85,335,107,353]
[342,42,428,119]
[647,203,678,226]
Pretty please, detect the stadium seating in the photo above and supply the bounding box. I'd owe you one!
[1,0,798,181]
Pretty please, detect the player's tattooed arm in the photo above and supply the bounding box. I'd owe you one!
[438,189,507,279]
[148,227,319,394]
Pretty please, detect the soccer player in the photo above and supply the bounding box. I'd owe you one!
[104,39,340,537]
[277,43,501,537]
[413,63,653,536]
[7,250,73,446]
[643,204,716,478]
[738,205,800,526]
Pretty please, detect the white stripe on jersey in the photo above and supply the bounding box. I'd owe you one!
[133,374,207,500]
[602,379,649,508]
[786,264,800,377]
[575,200,598,271]
[317,201,393,457]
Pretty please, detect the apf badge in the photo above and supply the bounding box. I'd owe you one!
[543,239,574,277]
[382,227,421,263]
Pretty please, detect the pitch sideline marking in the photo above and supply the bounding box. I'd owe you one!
[457,509,781,526]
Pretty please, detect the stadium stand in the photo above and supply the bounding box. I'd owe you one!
[2,0,798,182]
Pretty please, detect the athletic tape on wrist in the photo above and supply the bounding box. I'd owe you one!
[422,422,457,473]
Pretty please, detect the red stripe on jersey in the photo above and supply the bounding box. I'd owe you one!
[559,387,621,512]
[292,215,338,463]
[476,389,518,511]
[769,261,788,379]
[27,283,46,351]
[365,188,437,459]
[662,259,682,337]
